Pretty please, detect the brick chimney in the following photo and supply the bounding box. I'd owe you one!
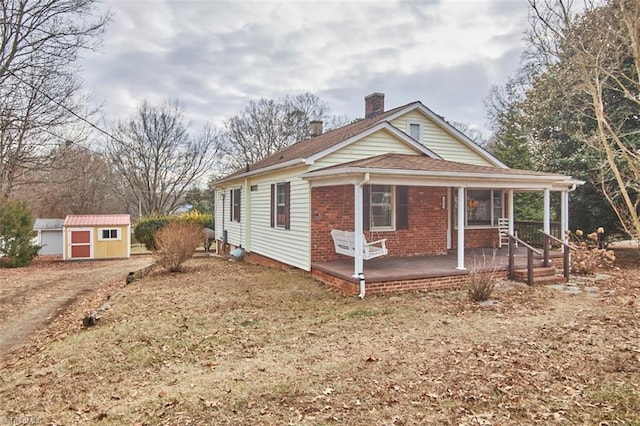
[309,120,323,137]
[365,92,385,119]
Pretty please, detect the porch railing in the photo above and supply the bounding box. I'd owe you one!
[514,221,561,247]
[506,230,575,285]
[507,234,542,285]
[538,230,576,281]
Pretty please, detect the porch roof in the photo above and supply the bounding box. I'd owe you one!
[301,153,583,190]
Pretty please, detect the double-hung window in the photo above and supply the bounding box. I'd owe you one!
[370,185,394,230]
[363,185,408,231]
[230,188,241,222]
[271,182,290,229]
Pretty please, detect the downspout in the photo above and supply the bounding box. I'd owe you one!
[355,172,370,299]
[218,189,226,254]
[561,184,578,247]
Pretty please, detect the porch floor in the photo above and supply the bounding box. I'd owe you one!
[311,248,562,283]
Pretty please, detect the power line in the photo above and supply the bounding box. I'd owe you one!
[3,67,124,144]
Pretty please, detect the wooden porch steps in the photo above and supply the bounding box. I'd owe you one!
[512,266,567,285]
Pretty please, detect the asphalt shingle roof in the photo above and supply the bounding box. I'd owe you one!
[307,153,566,178]
[219,102,420,181]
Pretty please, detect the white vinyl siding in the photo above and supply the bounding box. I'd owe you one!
[215,184,245,247]
[249,167,310,270]
[215,166,311,271]
[312,129,421,170]
[391,111,494,167]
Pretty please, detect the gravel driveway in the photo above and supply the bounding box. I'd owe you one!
[0,256,154,357]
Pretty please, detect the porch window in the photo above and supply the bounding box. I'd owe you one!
[230,188,241,222]
[270,182,290,229]
[370,185,394,230]
[362,185,408,231]
[456,189,503,227]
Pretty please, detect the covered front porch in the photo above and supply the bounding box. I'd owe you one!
[311,247,564,295]
[302,153,582,297]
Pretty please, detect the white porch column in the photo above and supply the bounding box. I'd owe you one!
[508,189,515,235]
[543,188,551,235]
[561,190,569,243]
[353,183,364,277]
[456,187,466,270]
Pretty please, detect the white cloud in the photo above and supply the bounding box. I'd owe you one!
[81,0,529,135]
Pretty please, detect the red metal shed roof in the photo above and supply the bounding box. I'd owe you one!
[64,214,131,227]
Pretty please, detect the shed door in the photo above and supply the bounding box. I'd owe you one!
[70,229,92,259]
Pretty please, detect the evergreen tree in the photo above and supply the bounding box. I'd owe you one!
[0,200,39,267]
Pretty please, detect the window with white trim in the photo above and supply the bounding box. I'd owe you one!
[276,183,287,228]
[407,120,422,142]
[455,189,503,227]
[271,182,290,230]
[230,188,241,222]
[370,185,394,230]
[98,228,120,241]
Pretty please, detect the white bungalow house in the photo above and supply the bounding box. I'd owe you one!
[213,93,582,296]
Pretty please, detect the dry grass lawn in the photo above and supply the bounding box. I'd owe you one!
[1,251,639,425]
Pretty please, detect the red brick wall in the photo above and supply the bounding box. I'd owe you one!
[311,185,449,262]
[245,250,299,270]
[311,268,507,295]
[451,228,500,249]
[311,185,354,262]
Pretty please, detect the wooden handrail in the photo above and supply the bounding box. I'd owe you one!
[537,229,577,250]
[506,234,541,285]
[507,233,542,255]
[538,230,573,281]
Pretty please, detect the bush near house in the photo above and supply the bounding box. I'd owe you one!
[153,222,203,272]
[467,252,501,302]
[0,200,40,267]
[134,211,214,250]
[566,228,616,275]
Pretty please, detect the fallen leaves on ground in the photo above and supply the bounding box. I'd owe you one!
[0,251,638,425]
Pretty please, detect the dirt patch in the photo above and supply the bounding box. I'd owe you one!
[0,255,638,425]
[0,255,154,357]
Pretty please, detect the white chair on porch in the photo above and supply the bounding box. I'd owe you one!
[498,218,517,249]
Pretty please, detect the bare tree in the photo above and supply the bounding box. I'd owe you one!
[449,121,487,145]
[217,93,350,171]
[107,99,216,216]
[0,0,108,200]
[527,0,640,238]
[17,143,124,217]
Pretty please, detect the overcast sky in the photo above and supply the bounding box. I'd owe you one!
[81,0,530,138]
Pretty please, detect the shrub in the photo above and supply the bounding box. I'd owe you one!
[179,210,214,229]
[467,252,500,302]
[153,221,202,272]
[468,271,498,302]
[134,216,167,250]
[566,228,616,275]
[134,211,214,250]
[0,200,40,268]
